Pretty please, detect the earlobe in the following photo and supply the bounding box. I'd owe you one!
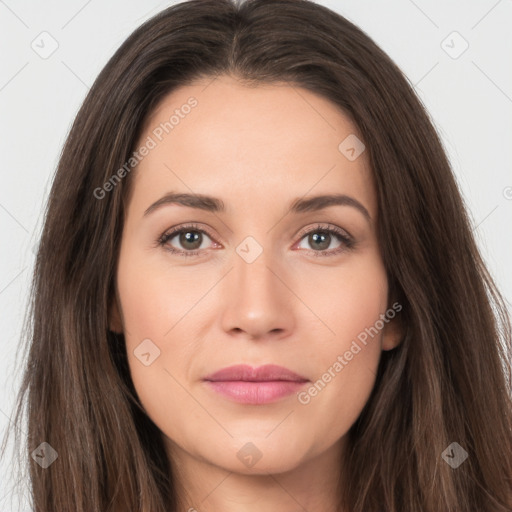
[381,314,404,351]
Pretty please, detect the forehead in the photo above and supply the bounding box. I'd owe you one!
[129,75,376,219]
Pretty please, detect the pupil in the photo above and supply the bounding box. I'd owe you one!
[180,231,201,249]
[311,232,329,250]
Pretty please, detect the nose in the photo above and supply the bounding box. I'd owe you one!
[220,242,295,341]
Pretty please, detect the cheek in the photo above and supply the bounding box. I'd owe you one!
[295,249,388,355]
[115,248,203,417]
[116,245,207,341]
[293,252,387,433]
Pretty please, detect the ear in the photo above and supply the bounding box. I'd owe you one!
[381,303,404,351]
[108,288,124,334]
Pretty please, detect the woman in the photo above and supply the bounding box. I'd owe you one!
[3,0,511,510]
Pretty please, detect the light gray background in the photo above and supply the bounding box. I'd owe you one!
[1,0,511,509]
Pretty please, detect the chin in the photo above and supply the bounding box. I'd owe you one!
[200,437,310,475]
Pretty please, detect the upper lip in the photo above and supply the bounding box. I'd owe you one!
[204,364,308,382]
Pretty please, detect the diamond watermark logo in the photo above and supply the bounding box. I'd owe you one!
[338,134,365,161]
[134,338,161,366]
[441,442,468,469]
[31,442,58,468]
[236,236,263,264]
[31,31,59,59]
[237,442,263,468]
[441,31,469,60]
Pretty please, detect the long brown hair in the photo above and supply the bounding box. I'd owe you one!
[2,0,511,510]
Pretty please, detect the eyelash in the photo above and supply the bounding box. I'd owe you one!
[157,222,355,258]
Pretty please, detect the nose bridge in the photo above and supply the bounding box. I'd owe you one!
[219,232,294,338]
[234,234,282,302]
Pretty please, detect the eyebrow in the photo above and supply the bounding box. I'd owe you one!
[143,192,371,222]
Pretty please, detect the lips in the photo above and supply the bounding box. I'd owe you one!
[203,364,308,383]
[203,364,309,405]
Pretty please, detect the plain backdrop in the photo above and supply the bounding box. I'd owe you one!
[1,0,511,509]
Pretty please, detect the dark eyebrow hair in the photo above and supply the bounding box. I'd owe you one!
[289,194,371,221]
[143,192,371,222]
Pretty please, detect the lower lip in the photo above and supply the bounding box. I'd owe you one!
[205,380,307,405]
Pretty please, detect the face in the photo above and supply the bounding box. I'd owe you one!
[110,74,401,477]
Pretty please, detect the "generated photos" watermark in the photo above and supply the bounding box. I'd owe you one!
[297,301,402,405]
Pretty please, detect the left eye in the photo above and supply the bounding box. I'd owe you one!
[296,228,349,254]
[158,223,353,257]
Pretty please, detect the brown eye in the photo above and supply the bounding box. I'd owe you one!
[158,223,217,257]
[175,230,203,251]
[307,231,332,251]
[296,224,354,256]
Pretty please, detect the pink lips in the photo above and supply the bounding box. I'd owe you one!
[203,364,309,405]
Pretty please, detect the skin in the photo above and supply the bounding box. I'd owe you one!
[110,74,402,512]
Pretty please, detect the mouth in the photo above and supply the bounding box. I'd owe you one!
[203,364,309,405]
